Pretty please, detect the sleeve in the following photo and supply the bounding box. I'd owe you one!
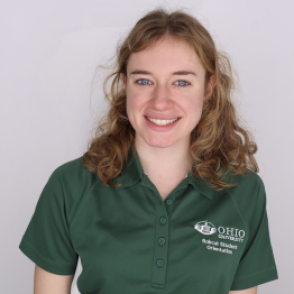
[19,167,78,275]
[230,176,278,290]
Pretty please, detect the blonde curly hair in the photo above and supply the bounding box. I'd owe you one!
[82,8,258,190]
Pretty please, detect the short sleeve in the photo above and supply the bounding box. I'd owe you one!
[230,177,278,290]
[19,167,78,275]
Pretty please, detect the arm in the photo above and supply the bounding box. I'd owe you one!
[34,265,74,294]
[229,286,257,294]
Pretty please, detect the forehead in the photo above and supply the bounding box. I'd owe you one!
[127,36,205,76]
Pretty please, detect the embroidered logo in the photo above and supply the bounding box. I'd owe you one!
[194,221,217,235]
[194,220,246,255]
[194,220,246,243]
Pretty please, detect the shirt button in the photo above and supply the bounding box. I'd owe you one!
[158,237,166,245]
[156,259,164,267]
[159,217,167,224]
[166,199,173,205]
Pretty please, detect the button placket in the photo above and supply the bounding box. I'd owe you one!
[139,171,190,289]
[150,199,169,289]
[140,174,172,289]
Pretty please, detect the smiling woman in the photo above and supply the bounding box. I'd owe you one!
[19,7,278,294]
[121,36,209,153]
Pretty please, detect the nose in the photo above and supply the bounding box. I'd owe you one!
[150,83,173,110]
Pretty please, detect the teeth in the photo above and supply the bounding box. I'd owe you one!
[147,117,178,126]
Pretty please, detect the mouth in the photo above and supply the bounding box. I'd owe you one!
[144,116,181,129]
[145,116,181,126]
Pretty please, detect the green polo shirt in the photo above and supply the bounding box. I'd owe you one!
[19,145,278,293]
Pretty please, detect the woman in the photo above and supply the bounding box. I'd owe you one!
[19,8,278,294]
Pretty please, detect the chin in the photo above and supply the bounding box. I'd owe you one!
[143,136,178,149]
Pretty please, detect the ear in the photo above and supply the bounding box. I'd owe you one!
[204,74,216,101]
[121,73,127,86]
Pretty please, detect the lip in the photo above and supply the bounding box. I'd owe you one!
[144,115,181,120]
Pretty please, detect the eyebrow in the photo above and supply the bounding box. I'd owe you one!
[129,70,196,76]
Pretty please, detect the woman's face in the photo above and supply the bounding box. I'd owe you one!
[122,36,214,149]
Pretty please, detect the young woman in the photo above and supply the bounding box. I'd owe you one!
[19,8,278,294]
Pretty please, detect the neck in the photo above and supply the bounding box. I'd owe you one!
[134,138,194,179]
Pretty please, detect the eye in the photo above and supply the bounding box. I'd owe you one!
[175,80,190,86]
[136,79,151,85]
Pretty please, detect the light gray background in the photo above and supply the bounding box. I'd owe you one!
[0,0,293,293]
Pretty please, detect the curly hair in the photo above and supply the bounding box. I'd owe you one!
[82,7,258,190]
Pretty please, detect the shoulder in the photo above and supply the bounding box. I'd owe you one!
[51,156,98,184]
[44,157,100,224]
[223,170,267,225]
[225,169,265,199]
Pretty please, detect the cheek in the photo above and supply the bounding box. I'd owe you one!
[126,92,144,122]
[185,97,204,128]
[126,99,133,121]
[194,99,204,113]
[185,96,204,115]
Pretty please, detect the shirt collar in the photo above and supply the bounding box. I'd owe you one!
[112,144,216,200]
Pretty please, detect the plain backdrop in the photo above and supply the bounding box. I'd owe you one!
[1,0,293,293]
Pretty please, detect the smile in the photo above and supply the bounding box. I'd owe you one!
[147,117,179,126]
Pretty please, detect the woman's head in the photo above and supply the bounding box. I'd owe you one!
[118,9,217,150]
[82,8,258,190]
[122,35,215,149]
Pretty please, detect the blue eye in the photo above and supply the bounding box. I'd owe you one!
[137,79,151,85]
[175,80,189,86]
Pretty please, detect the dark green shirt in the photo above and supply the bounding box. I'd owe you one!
[19,145,278,293]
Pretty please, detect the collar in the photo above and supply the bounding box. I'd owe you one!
[112,144,216,200]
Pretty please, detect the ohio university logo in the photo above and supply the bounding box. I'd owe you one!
[194,220,245,243]
[195,221,217,235]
